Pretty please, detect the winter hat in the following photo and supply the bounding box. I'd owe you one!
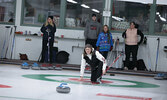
[48,16,53,20]
[92,14,96,17]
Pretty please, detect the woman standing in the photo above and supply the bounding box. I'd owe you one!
[40,16,56,63]
[96,25,113,59]
[80,44,107,84]
[122,22,144,71]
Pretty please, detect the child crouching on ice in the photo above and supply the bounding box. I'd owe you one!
[80,44,107,83]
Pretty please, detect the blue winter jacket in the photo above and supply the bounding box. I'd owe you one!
[96,32,113,51]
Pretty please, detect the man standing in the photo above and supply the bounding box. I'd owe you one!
[84,14,102,49]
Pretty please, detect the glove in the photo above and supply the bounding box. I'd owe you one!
[138,42,142,45]
[110,46,113,51]
[96,47,99,51]
[46,28,51,32]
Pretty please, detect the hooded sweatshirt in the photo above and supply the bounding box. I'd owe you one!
[84,20,102,39]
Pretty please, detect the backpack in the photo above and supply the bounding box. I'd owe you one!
[56,51,69,64]
[137,59,147,70]
[19,53,28,60]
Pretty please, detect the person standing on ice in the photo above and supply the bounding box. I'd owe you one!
[80,44,107,84]
[40,16,56,63]
[96,25,113,59]
[84,14,102,49]
[122,22,144,71]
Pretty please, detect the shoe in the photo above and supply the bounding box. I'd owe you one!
[133,67,137,71]
[96,78,102,84]
[91,81,100,84]
[124,67,128,70]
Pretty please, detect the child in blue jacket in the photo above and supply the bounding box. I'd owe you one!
[96,25,113,59]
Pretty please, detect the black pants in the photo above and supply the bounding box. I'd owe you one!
[100,51,108,59]
[91,62,103,82]
[40,39,54,63]
[125,44,138,69]
[85,39,97,49]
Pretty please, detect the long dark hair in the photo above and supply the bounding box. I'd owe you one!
[130,21,139,29]
[102,25,110,43]
[130,21,135,26]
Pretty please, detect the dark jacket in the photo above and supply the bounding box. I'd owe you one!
[41,24,56,41]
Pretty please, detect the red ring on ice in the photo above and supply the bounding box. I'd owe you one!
[0,84,12,88]
[68,78,113,84]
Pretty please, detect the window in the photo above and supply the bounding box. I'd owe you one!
[111,0,152,33]
[65,0,104,28]
[23,0,61,26]
[0,0,15,23]
[155,1,167,34]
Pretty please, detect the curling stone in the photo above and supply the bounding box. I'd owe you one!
[40,64,52,70]
[21,62,30,69]
[54,64,62,70]
[48,64,54,70]
[154,73,167,80]
[31,63,40,70]
[56,83,70,93]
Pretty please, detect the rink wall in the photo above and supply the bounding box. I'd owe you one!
[0,25,167,72]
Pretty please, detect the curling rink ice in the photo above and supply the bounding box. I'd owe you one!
[0,64,167,100]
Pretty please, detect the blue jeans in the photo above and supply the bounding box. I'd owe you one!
[100,51,108,59]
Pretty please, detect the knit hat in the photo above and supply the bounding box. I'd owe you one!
[48,16,53,20]
[92,14,96,17]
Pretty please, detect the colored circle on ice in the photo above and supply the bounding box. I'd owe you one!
[22,74,159,88]
[0,84,11,88]
[68,78,113,84]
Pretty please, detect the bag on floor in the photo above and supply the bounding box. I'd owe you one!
[56,51,69,64]
[19,53,28,60]
[137,59,147,70]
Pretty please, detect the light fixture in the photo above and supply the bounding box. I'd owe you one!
[67,0,77,4]
[156,12,160,15]
[112,16,124,21]
[92,9,100,13]
[159,16,166,22]
[81,4,90,8]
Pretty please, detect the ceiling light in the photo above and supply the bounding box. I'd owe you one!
[81,4,90,8]
[92,9,100,13]
[112,16,124,21]
[67,0,77,4]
